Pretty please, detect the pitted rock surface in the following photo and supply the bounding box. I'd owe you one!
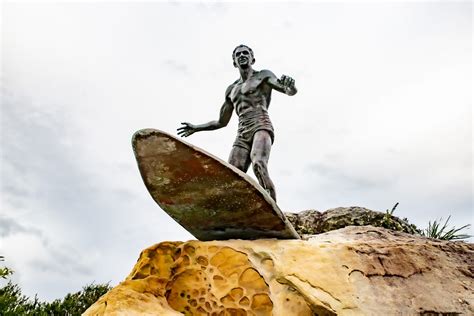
[84,226,473,315]
[285,206,421,236]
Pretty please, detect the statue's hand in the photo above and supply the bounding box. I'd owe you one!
[279,75,296,95]
[177,122,197,137]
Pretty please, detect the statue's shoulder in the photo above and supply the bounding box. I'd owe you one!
[257,69,277,80]
[225,79,240,97]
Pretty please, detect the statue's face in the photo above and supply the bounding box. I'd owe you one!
[233,46,254,68]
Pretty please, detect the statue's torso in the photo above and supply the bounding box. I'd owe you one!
[228,71,275,144]
[229,71,272,117]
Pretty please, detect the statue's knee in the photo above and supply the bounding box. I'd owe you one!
[252,159,267,171]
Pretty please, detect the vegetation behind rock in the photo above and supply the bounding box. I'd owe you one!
[0,262,111,316]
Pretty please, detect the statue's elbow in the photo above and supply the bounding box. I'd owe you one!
[217,120,228,128]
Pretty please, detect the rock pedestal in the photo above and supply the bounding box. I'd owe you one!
[84,226,473,315]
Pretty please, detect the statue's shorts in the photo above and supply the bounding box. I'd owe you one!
[233,110,274,151]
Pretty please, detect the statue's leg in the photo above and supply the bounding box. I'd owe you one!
[250,130,276,201]
[228,146,251,172]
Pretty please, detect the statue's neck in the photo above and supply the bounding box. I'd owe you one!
[239,67,254,82]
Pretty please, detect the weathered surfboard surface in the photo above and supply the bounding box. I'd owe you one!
[132,128,300,240]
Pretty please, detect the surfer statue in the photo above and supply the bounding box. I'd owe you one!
[177,45,297,202]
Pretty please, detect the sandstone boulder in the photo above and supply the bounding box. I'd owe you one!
[84,226,473,315]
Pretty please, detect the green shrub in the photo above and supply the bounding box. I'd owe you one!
[0,256,13,280]
[0,256,111,315]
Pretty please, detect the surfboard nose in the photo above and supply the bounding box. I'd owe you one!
[132,128,159,142]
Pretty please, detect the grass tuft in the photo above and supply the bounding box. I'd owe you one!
[422,215,471,240]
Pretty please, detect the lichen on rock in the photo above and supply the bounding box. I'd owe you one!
[285,206,421,236]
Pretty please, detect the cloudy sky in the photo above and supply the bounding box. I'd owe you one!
[1,1,472,301]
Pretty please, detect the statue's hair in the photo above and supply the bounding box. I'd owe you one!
[232,44,254,60]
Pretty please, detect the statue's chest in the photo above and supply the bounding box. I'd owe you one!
[230,78,263,102]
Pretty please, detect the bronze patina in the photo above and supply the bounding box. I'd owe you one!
[178,45,297,201]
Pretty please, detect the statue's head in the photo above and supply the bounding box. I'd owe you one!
[232,45,255,68]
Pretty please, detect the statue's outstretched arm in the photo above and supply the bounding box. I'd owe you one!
[261,70,297,96]
[177,100,234,138]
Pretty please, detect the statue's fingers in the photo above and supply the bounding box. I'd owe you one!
[284,76,291,86]
[280,75,287,83]
[290,78,295,87]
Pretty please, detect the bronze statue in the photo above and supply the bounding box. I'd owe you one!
[177,45,297,202]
